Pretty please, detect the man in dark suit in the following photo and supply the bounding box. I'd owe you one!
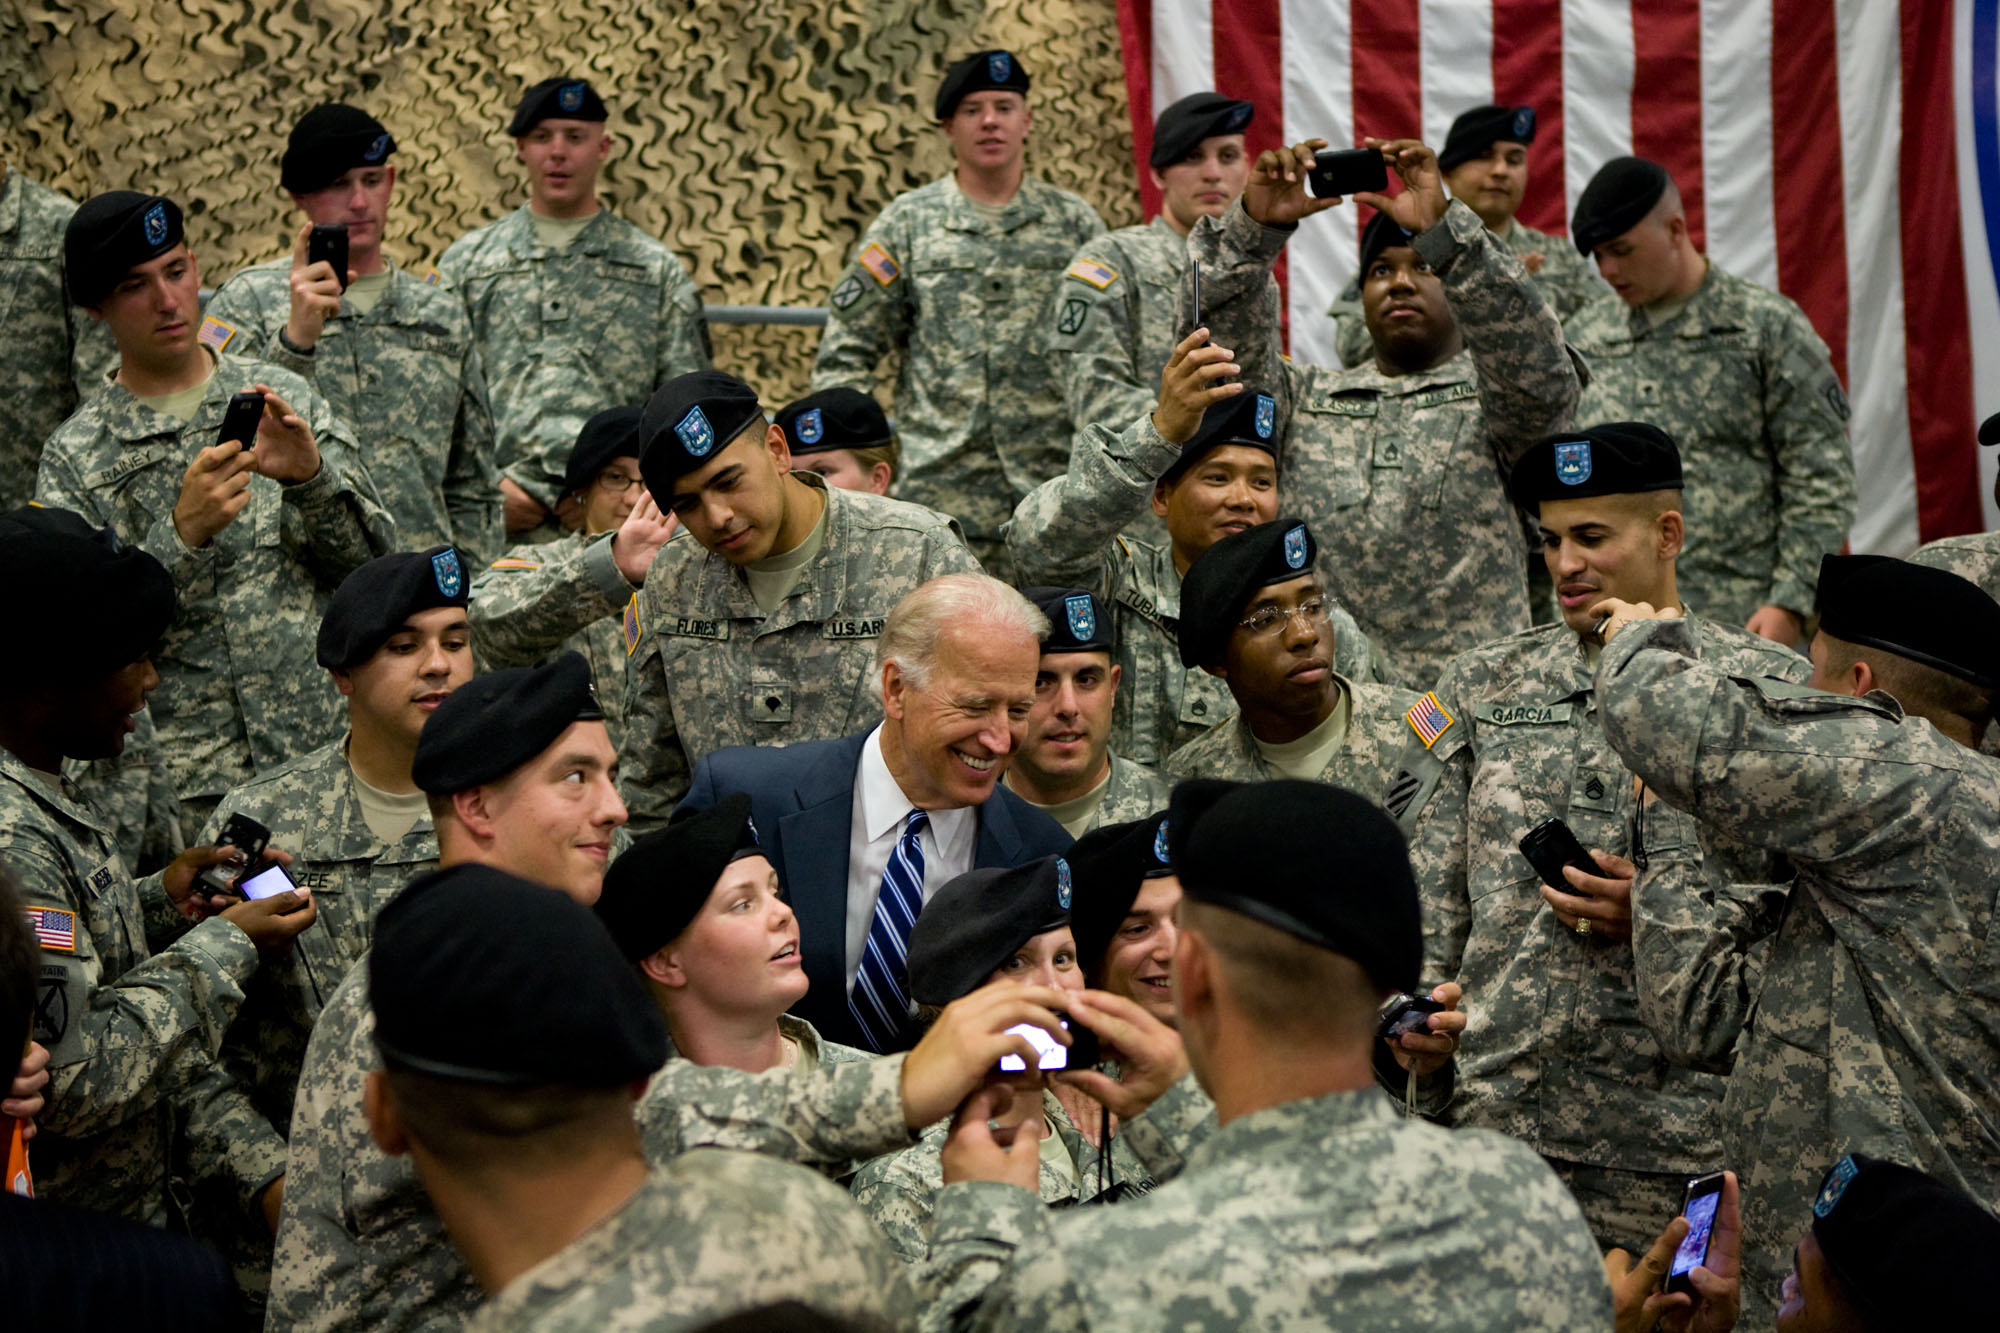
[681,574,1072,1052]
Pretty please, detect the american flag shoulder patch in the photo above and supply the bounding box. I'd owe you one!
[423,269,441,286]
[1065,258,1119,290]
[197,316,237,354]
[487,557,541,571]
[858,244,900,286]
[26,907,76,953]
[622,594,643,656]
[1405,692,1455,748]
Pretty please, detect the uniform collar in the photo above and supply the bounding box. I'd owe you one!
[0,747,113,837]
[943,173,1046,233]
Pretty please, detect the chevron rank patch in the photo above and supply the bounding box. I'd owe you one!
[197,316,238,354]
[1405,692,1456,749]
[622,594,643,655]
[1065,257,1119,290]
[858,244,900,286]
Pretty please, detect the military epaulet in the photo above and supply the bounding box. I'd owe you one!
[622,593,643,655]
[858,243,900,286]
[1065,257,1118,290]
[488,557,540,571]
[1404,692,1456,749]
[197,316,238,354]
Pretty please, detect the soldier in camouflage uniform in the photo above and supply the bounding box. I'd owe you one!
[1328,105,1601,367]
[1592,557,2000,1324]
[437,77,708,536]
[925,782,1607,1332]
[1566,156,1856,639]
[470,406,675,751]
[619,372,980,830]
[1006,357,1386,765]
[1194,137,1581,691]
[203,104,501,562]
[65,703,184,878]
[36,191,397,839]
[1166,520,1420,796]
[0,506,314,1228]
[0,159,117,508]
[1386,424,1806,1253]
[809,49,1106,576]
[359,866,915,1332]
[1048,92,1257,547]
[999,588,1171,838]
[1909,417,2000,749]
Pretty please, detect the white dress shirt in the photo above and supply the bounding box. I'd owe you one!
[843,725,978,988]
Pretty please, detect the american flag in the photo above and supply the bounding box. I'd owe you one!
[1114,0,1999,552]
[25,907,75,952]
[1406,691,1457,746]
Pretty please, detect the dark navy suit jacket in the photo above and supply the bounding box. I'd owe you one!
[679,731,1072,1050]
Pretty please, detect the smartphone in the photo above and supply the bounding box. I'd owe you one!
[1666,1171,1727,1294]
[997,1015,1101,1073]
[309,223,350,291]
[1189,259,1202,337]
[1377,992,1445,1041]
[1519,816,1599,897]
[217,390,265,448]
[233,860,298,902]
[1309,147,1389,199]
[198,813,273,894]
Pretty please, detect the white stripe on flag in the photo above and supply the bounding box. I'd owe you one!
[1283,0,1355,369]
[1836,0,1917,554]
[1954,0,2000,529]
[1152,0,1216,118]
[1559,0,1637,224]
[1698,0,1779,288]
[1419,0,1493,150]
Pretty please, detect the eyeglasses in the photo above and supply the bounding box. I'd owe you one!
[594,470,643,494]
[1238,598,1330,637]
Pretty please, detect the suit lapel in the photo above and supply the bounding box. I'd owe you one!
[973,793,1018,867]
[778,735,866,1005]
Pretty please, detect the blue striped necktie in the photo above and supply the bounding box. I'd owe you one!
[850,809,927,1053]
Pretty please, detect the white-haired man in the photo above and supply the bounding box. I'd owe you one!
[677,573,1073,1054]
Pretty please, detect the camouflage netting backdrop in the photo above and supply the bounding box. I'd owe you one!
[0,0,1139,402]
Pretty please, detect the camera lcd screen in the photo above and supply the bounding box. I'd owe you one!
[997,1019,1070,1072]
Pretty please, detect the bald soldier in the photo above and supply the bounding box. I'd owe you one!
[1565,156,1856,640]
[810,50,1105,577]
[1329,104,1601,367]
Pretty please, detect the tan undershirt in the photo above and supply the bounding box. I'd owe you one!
[351,765,427,845]
[1253,684,1352,781]
[1023,766,1113,840]
[340,270,392,317]
[744,501,829,613]
[966,197,1012,225]
[530,211,597,251]
[131,359,216,423]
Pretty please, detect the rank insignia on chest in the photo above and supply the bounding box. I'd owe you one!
[796,408,824,444]
[1405,692,1456,748]
[622,595,643,656]
[431,548,463,598]
[1283,524,1308,569]
[1065,593,1096,640]
[1065,258,1118,290]
[197,317,238,354]
[1254,393,1275,439]
[1553,440,1592,485]
[676,406,715,457]
[25,907,76,953]
[858,244,900,286]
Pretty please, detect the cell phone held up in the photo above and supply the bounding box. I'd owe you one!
[198,813,273,895]
[1666,1171,1727,1294]
[1377,992,1445,1042]
[1308,146,1389,200]
[308,223,350,291]
[217,390,265,449]
[1518,816,1599,898]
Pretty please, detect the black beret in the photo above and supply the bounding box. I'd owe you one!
[1066,813,1174,978]
[1358,209,1416,274]
[935,50,1030,120]
[509,77,609,136]
[1023,586,1112,654]
[1572,156,1672,255]
[413,651,604,794]
[1437,104,1537,173]
[774,387,893,457]
[1179,780,1420,994]
[1162,384,1280,485]
[0,505,175,684]
[562,406,645,498]
[64,191,184,308]
[907,857,1072,1007]
[281,103,395,194]
[1979,411,1998,447]
[638,370,767,495]
[1507,422,1684,510]
[1177,518,1317,668]
[316,546,470,671]
[371,864,666,1086]
[1809,1154,2000,1328]
[1148,92,1255,169]
[1815,555,2000,690]
[595,794,766,962]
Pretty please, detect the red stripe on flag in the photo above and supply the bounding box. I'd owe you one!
[1628,0,1706,250]
[1492,0,1568,237]
[1115,0,1160,218]
[1350,0,1423,235]
[1769,0,1851,388]
[1212,0,1289,343]
[1898,0,1982,539]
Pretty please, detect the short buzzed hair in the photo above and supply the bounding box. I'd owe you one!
[876,574,1049,691]
[1177,898,1381,1047]
[1818,633,1996,743]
